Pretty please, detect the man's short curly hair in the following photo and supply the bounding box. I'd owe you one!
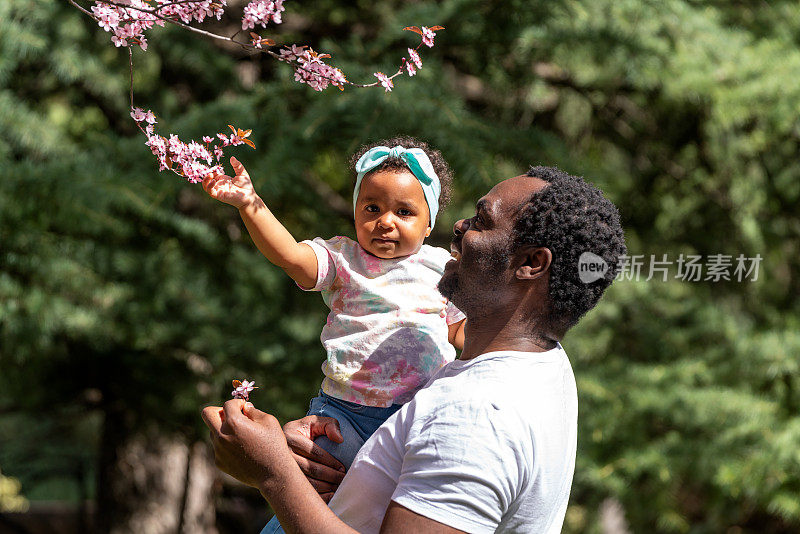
[513,166,627,328]
[349,136,453,210]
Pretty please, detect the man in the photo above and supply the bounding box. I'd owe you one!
[202,166,626,533]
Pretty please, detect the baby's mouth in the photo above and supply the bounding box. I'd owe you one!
[450,249,461,261]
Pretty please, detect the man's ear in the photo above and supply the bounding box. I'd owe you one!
[515,246,552,280]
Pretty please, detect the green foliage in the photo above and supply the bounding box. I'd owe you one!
[1,0,798,532]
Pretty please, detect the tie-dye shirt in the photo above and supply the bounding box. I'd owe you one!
[300,236,465,408]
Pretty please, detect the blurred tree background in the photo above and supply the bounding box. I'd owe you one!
[1,0,799,532]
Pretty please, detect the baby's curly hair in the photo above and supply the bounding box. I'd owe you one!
[513,166,627,329]
[349,136,453,210]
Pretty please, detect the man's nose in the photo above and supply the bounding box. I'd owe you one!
[453,218,469,236]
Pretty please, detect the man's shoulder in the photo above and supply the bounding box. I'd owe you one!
[412,348,577,429]
[432,348,574,392]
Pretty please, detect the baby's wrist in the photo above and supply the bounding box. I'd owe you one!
[237,194,264,212]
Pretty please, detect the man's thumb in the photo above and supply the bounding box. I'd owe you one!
[242,402,269,423]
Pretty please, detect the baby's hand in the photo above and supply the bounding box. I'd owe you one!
[202,157,259,209]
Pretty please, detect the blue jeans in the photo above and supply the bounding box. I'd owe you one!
[260,392,401,534]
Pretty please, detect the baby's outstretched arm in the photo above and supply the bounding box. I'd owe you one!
[203,157,318,289]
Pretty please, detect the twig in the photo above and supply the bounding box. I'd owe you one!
[128,47,134,108]
[67,0,94,17]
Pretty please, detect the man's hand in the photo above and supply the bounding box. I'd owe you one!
[283,416,347,502]
[202,156,260,209]
[201,399,296,492]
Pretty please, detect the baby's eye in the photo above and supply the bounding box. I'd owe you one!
[397,208,414,217]
[365,204,379,212]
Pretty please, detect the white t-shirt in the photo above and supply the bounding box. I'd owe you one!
[301,236,465,407]
[328,346,578,533]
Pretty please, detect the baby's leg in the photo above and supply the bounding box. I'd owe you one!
[306,393,369,470]
[260,516,284,534]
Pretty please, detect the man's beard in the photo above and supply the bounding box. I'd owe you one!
[437,246,510,315]
[437,268,460,303]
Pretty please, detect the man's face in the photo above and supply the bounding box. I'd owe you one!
[438,175,549,314]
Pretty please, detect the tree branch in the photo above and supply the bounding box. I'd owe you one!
[73,0,396,88]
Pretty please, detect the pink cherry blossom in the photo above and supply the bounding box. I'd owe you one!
[279,44,306,61]
[130,107,146,122]
[408,48,422,68]
[167,134,185,155]
[421,26,436,47]
[91,3,120,31]
[374,72,393,92]
[241,0,285,30]
[91,0,226,51]
[202,135,213,144]
[405,60,416,76]
[290,49,346,91]
[232,379,257,400]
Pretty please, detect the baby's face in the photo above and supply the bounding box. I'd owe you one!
[354,169,432,259]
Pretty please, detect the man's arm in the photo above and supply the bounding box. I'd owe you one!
[202,401,356,534]
[202,402,470,533]
[381,501,467,534]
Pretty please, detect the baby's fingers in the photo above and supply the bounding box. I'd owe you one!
[230,157,250,179]
[202,172,223,192]
[203,173,233,196]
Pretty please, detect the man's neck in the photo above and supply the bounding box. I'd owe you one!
[459,314,558,361]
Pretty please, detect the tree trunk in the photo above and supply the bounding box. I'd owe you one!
[95,408,217,534]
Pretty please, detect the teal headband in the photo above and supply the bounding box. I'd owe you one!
[353,145,441,229]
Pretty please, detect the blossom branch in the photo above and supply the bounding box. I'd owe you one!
[72,0,444,182]
[81,0,442,88]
